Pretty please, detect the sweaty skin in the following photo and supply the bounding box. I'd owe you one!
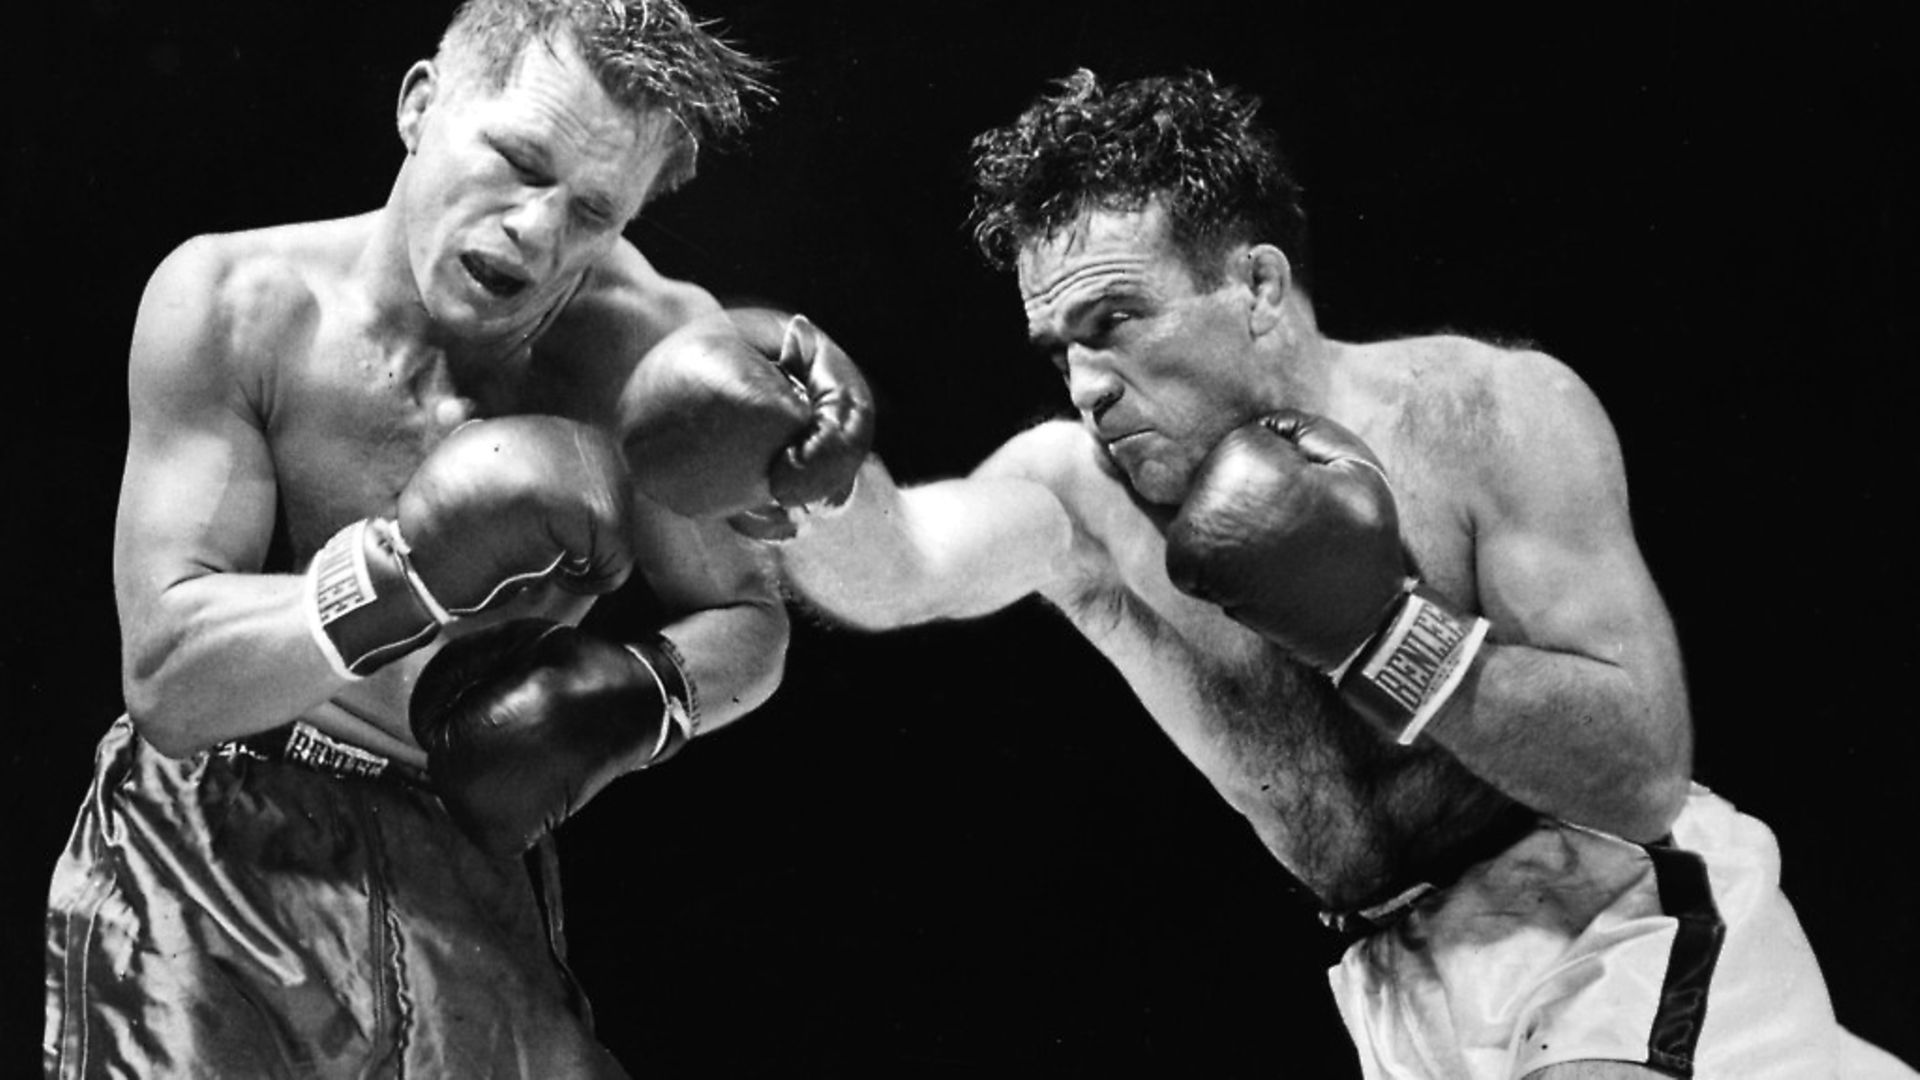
[116,35,786,769]
[779,204,1689,910]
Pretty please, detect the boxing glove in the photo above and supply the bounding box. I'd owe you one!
[304,416,636,677]
[410,618,696,857]
[620,308,875,539]
[1165,409,1488,744]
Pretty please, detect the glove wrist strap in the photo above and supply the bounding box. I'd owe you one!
[304,518,444,679]
[624,636,698,767]
[1332,581,1490,745]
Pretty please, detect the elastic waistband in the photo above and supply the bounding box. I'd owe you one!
[219,721,428,788]
[1320,800,1542,937]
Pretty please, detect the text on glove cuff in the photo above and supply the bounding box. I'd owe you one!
[1335,584,1490,745]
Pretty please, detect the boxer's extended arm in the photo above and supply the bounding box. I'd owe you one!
[114,239,350,754]
[778,430,1079,629]
[1421,354,1691,841]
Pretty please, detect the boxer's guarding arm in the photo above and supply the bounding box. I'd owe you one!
[1165,410,1489,747]
[304,417,637,678]
[1166,404,1692,841]
[410,617,696,856]
[115,245,633,753]
[409,308,873,855]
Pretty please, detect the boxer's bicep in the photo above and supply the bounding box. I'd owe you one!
[110,242,319,746]
[1460,355,1692,832]
[115,242,280,626]
[1472,356,1679,693]
[891,472,1076,621]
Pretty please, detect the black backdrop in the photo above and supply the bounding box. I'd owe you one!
[6,2,1913,1075]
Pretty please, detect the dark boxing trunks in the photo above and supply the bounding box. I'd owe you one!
[44,716,628,1079]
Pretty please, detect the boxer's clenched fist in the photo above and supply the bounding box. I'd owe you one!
[1165,409,1407,671]
[304,416,635,677]
[1165,409,1488,743]
[620,308,875,538]
[411,618,695,857]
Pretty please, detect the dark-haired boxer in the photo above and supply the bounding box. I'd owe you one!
[42,2,871,1077]
[775,69,1913,1079]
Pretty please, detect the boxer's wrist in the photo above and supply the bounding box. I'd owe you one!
[728,468,862,543]
[1332,581,1489,745]
[624,634,697,766]
[304,517,447,679]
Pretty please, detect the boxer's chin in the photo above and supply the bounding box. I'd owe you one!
[1096,441,1174,505]
[1125,458,1192,507]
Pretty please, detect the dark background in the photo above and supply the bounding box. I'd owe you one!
[6,2,1912,1075]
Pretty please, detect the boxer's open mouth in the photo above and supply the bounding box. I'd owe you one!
[460,254,528,299]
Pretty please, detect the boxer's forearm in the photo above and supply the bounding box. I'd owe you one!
[120,573,351,756]
[778,458,1073,628]
[1417,641,1692,842]
[658,596,788,734]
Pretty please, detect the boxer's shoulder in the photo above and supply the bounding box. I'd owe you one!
[531,240,720,419]
[1339,335,1602,485]
[976,419,1122,529]
[1337,334,1624,588]
[141,217,373,380]
[1352,334,1588,430]
[549,240,719,357]
[977,419,1156,589]
[975,417,1107,485]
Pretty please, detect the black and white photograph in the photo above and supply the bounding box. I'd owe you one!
[6,2,1912,1075]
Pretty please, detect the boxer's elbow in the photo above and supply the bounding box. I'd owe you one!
[1622,729,1692,842]
[115,579,231,756]
[119,624,229,759]
[1594,708,1692,843]
[121,664,202,759]
[1627,680,1694,839]
[1635,767,1692,842]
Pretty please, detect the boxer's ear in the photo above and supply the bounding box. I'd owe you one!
[1244,244,1291,338]
[396,61,438,153]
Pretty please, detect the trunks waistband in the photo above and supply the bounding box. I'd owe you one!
[218,721,428,788]
[1319,800,1542,937]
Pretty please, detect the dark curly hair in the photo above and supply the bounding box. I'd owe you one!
[439,0,772,195]
[968,69,1307,288]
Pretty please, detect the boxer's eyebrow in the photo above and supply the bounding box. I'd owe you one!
[494,133,551,173]
[1062,289,1145,338]
[494,133,624,222]
[1028,289,1126,352]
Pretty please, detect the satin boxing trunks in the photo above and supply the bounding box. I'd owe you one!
[44,716,630,1079]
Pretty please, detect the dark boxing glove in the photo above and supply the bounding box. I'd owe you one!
[410,618,697,857]
[304,416,635,677]
[620,308,875,539]
[1165,409,1488,744]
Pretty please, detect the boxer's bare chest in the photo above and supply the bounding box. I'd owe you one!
[249,301,605,742]
[260,304,595,567]
[1046,430,1511,908]
[268,336,472,563]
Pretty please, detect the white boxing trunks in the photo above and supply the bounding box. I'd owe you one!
[1328,785,1915,1078]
